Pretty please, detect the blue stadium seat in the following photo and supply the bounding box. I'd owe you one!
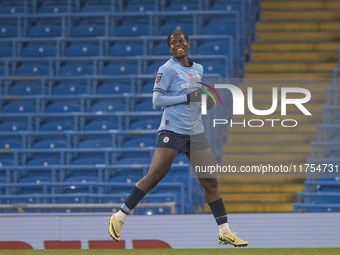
[0,122,28,132]
[97,84,131,94]
[0,66,5,75]
[103,64,138,75]
[141,83,154,93]
[64,176,99,182]
[0,25,17,37]
[90,102,126,112]
[38,5,68,13]
[28,25,62,37]
[197,42,230,55]
[109,175,140,183]
[53,84,87,95]
[0,159,15,167]
[22,44,56,57]
[110,43,143,56]
[78,139,112,148]
[71,158,106,165]
[9,84,41,95]
[40,121,74,131]
[115,24,149,36]
[134,101,159,111]
[146,62,163,74]
[27,158,59,166]
[55,197,84,203]
[46,103,80,113]
[16,64,49,76]
[203,23,237,36]
[173,154,188,165]
[122,137,155,148]
[211,2,243,12]
[159,23,193,35]
[37,0,71,13]
[65,44,99,56]
[153,43,170,55]
[0,0,25,14]
[19,176,52,183]
[2,103,35,114]
[72,24,105,37]
[0,45,12,57]
[167,3,198,11]
[81,0,115,12]
[0,140,21,149]
[85,121,118,131]
[8,198,36,204]
[202,62,226,76]
[117,157,151,165]
[123,3,154,12]
[33,140,66,149]
[130,120,159,130]
[60,63,93,76]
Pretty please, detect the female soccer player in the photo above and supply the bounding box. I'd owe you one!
[109,30,248,247]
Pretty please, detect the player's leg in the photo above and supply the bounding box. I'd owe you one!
[187,148,248,247]
[109,147,178,241]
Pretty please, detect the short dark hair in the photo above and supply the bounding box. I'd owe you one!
[167,30,189,47]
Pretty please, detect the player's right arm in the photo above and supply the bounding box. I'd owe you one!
[152,66,188,108]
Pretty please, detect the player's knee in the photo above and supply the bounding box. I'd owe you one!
[201,178,218,191]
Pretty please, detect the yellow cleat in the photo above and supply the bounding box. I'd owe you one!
[108,213,124,242]
[218,231,248,247]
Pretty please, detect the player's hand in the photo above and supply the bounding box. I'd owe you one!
[207,96,214,109]
[187,89,202,102]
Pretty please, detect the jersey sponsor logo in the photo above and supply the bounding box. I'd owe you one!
[163,136,170,143]
[156,73,163,83]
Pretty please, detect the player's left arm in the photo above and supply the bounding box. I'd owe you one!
[152,91,187,107]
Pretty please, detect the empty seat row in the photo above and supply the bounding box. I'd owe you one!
[0,40,231,58]
[0,11,243,38]
[0,59,229,77]
[0,0,256,15]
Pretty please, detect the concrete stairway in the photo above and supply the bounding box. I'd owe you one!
[213,0,339,213]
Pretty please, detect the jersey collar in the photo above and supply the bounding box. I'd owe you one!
[171,56,193,67]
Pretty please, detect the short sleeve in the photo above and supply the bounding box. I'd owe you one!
[152,66,173,95]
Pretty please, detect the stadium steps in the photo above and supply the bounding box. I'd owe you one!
[209,178,304,213]
[206,202,294,213]
[247,73,332,78]
[261,11,340,21]
[252,42,340,52]
[247,0,340,79]
[261,1,340,10]
[228,133,317,143]
[218,0,337,213]
[246,63,337,72]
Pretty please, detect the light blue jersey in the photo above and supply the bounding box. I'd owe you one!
[153,56,204,135]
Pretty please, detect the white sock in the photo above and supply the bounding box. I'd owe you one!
[218,223,231,234]
[115,210,127,221]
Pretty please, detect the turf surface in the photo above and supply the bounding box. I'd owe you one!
[0,248,339,255]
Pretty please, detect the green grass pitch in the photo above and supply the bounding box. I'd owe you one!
[0,248,339,255]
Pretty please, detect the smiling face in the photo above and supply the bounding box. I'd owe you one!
[168,32,190,61]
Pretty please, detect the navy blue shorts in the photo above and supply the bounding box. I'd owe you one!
[156,130,210,154]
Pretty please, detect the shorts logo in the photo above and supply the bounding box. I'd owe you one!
[156,73,163,83]
[163,136,170,143]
